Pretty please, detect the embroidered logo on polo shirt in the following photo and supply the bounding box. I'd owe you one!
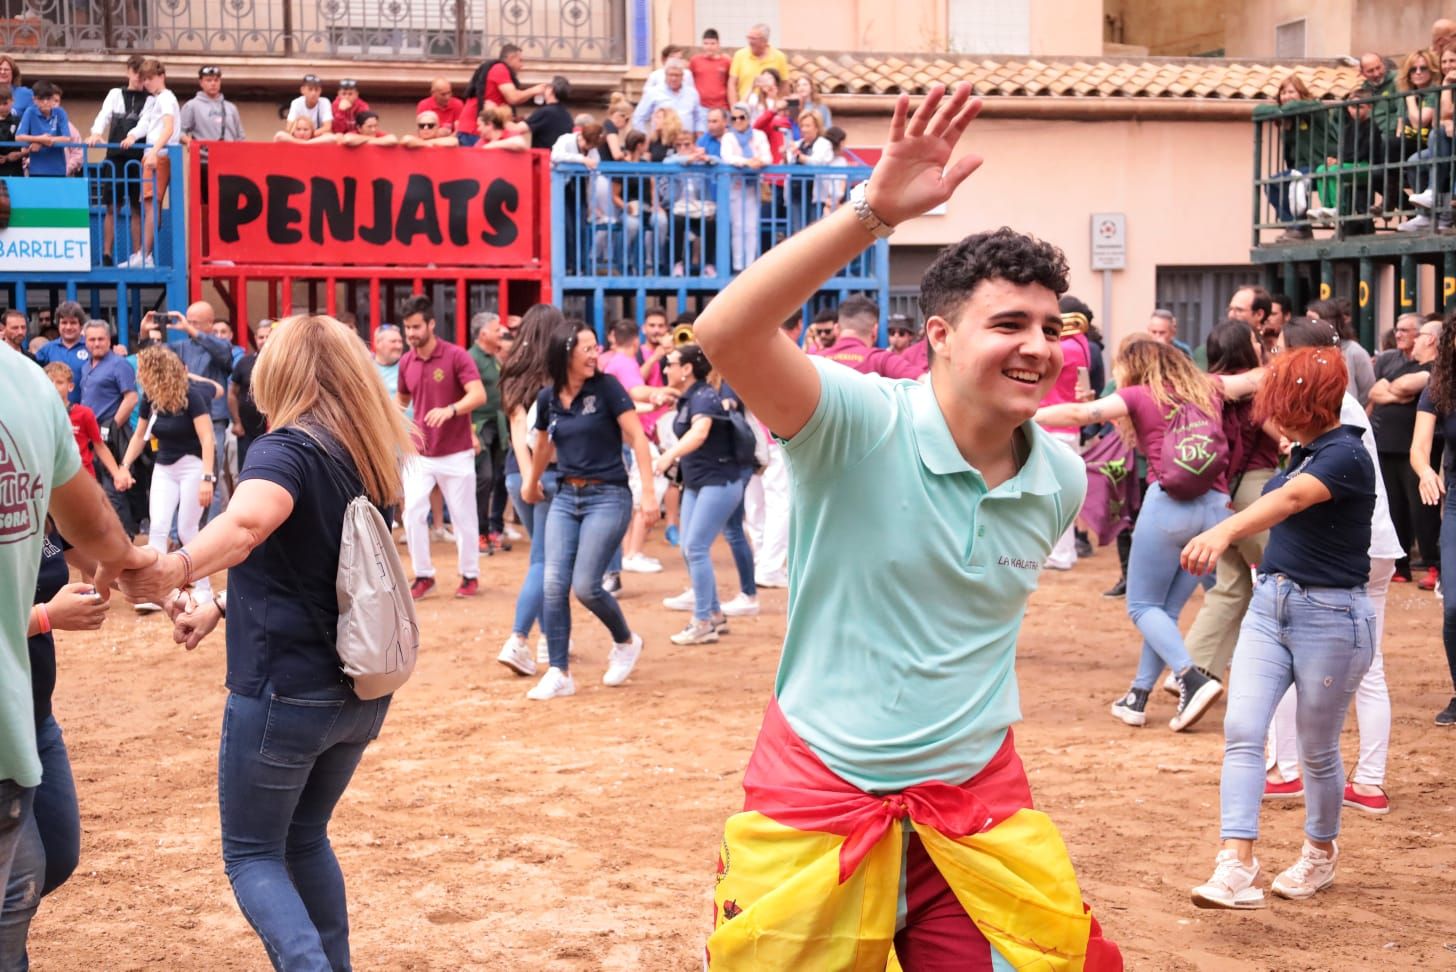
[581,395,597,415]
[431,367,445,383]
[997,556,1040,570]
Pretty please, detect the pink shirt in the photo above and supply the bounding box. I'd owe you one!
[598,349,644,392]
[1039,333,1090,435]
[398,340,481,457]
[816,334,924,380]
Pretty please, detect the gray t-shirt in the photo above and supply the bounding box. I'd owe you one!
[0,345,81,787]
[179,92,245,142]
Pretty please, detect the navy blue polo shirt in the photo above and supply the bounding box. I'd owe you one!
[138,383,210,465]
[1259,425,1374,588]
[80,349,136,425]
[1417,388,1456,481]
[534,373,634,485]
[226,426,387,697]
[35,337,89,403]
[29,532,69,728]
[673,380,739,489]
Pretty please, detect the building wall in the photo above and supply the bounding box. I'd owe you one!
[1224,0,1354,59]
[834,112,1256,351]
[1351,0,1448,60]
[1104,0,1225,56]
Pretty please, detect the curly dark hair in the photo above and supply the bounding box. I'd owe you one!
[918,228,1069,339]
[1429,306,1456,416]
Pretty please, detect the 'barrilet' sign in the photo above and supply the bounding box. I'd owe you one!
[203,143,538,267]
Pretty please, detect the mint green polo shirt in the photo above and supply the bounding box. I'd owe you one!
[0,347,81,787]
[776,359,1086,794]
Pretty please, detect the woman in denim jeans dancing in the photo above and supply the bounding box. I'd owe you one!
[520,319,658,700]
[118,314,415,970]
[495,305,565,677]
[1184,347,1376,909]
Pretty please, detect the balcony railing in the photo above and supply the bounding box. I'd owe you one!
[0,0,625,61]
[1253,81,1456,245]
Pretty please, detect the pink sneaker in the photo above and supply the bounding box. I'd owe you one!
[1342,783,1390,816]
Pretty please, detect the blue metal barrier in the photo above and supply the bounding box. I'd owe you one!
[0,143,188,346]
[552,160,890,337]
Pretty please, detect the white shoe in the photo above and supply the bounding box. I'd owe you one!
[754,570,788,589]
[526,666,576,700]
[430,525,456,543]
[535,636,575,666]
[662,588,695,611]
[1271,841,1338,900]
[504,525,524,541]
[621,552,663,574]
[670,619,719,645]
[1399,214,1432,233]
[1191,849,1265,909]
[1162,673,1180,697]
[133,601,163,614]
[123,250,149,268]
[1409,188,1435,209]
[497,634,536,677]
[602,633,643,686]
[720,593,760,617]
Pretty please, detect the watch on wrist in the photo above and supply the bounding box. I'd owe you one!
[201,473,217,483]
[850,182,895,239]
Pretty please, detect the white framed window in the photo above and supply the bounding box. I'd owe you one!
[695,0,779,50]
[948,0,1029,55]
[1275,19,1307,59]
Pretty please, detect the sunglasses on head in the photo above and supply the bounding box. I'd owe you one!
[200,66,222,77]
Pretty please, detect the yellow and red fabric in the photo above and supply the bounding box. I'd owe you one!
[707,699,1122,971]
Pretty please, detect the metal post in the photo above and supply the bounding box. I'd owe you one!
[1282,261,1299,308]
[283,0,294,57]
[1319,260,1334,301]
[455,0,467,58]
[1251,115,1264,248]
[1100,268,1112,345]
[1399,255,1419,317]
[1358,257,1376,351]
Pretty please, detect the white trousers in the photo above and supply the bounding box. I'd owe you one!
[1268,556,1393,786]
[403,450,480,580]
[1044,431,1082,570]
[147,454,211,596]
[744,440,789,578]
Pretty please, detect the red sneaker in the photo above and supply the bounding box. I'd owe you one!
[409,577,436,600]
[1391,573,1410,584]
[1263,777,1303,800]
[455,577,479,598]
[1418,566,1440,591]
[488,531,512,553]
[477,535,490,554]
[1343,783,1390,815]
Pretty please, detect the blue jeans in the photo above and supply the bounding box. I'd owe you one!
[1127,483,1231,691]
[542,482,633,671]
[0,717,80,971]
[1220,575,1374,842]
[219,681,391,972]
[680,475,756,620]
[1264,169,1296,223]
[1439,484,1456,693]
[507,469,559,639]
[0,782,33,935]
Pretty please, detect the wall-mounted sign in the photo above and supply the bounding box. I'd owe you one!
[1090,212,1126,271]
[0,177,90,271]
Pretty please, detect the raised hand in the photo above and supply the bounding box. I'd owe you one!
[865,82,983,227]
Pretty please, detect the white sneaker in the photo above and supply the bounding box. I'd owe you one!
[526,666,576,700]
[1191,849,1265,909]
[504,525,524,541]
[720,593,760,617]
[133,601,163,614]
[430,525,456,543]
[1271,841,1338,900]
[662,588,695,611]
[1162,672,1180,697]
[1409,188,1435,209]
[535,636,575,666]
[497,634,536,677]
[670,619,719,645]
[123,250,150,268]
[1399,214,1432,233]
[754,570,788,588]
[621,552,663,574]
[602,633,643,686]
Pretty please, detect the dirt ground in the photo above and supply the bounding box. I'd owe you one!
[25,533,1456,971]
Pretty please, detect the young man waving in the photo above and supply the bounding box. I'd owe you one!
[694,83,1121,970]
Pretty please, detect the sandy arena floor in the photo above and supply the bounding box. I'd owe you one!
[25,534,1456,971]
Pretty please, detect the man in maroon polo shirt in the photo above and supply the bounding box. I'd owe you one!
[396,295,488,599]
[816,295,924,379]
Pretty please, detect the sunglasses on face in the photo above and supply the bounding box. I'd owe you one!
[888,329,912,336]
[418,122,436,129]
[731,114,747,121]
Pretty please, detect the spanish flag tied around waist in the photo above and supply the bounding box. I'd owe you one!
[707,699,1122,971]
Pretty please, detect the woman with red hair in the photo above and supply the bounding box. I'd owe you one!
[1182,346,1377,910]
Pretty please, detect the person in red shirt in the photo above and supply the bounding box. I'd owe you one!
[689,29,731,111]
[396,295,487,599]
[43,362,130,486]
[330,79,370,134]
[415,78,464,135]
[814,295,925,379]
[459,45,547,146]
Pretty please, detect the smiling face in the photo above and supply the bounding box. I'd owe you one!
[1443,48,1456,77]
[57,313,82,344]
[799,114,820,141]
[928,279,1062,420]
[730,107,750,131]
[1359,54,1386,85]
[663,351,691,390]
[569,328,599,383]
[0,60,11,83]
[1278,80,1300,103]
[289,116,315,139]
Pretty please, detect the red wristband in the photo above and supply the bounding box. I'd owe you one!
[34,604,51,635]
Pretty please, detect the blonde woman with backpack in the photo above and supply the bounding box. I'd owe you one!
[1036,336,1261,732]
[117,314,414,971]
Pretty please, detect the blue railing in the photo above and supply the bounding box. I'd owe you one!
[552,159,890,336]
[0,143,188,346]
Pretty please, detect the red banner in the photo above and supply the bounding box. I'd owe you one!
[202,142,540,267]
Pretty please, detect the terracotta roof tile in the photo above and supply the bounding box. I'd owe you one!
[785,52,1362,101]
